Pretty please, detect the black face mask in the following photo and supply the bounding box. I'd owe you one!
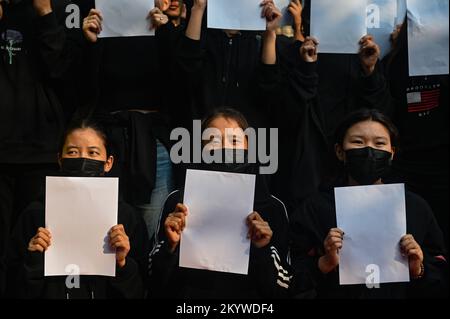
[199,149,256,174]
[60,158,106,177]
[345,147,392,185]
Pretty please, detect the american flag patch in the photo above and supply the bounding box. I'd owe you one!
[407,89,441,113]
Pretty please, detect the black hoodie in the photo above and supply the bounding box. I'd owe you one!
[176,29,268,127]
[0,0,82,164]
[289,185,448,299]
[148,173,291,298]
[6,200,149,299]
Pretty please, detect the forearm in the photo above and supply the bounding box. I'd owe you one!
[293,23,304,42]
[262,30,277,65]
[185,6,205,41]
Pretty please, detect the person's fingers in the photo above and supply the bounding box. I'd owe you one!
[166,219,182,234]
[89,9,103,20]
[170,213,186,230]
[326,236,343,245]
[328,230,344,239]
[112,241,128,250]
[33,237,50,250]
[87,19,101,33]
[326,242,343,252]
[110,235,129,246]
[110,230,128,241]
[175,203,188,215]
[29,244,44,253]
[401,234,414,242]
[330,228,344,235]
[402,241,418,253]
[359,34,373,43]
[407,248,421,258]
[247,211,263,223]
[149,7,162,16]
[38,227,52,238]
[36,231,51,244]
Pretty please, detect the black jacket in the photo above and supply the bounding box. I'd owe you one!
[289,186,448,299]
[148,175,291,298]
[176,30,267,127]
[0,0,82,164]
[7,201,149,299]
[75,0,160,115]
[316,54,394,142]
[267,38,329,210]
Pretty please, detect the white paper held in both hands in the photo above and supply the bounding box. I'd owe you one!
[207,0,266,31]
[407,0,449,76]
[95,0,155,38]
[334,184,410,286]
[45,176,118,277]
[180,169,256,275]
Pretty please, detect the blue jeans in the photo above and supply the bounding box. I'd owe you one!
[133,140,174,241]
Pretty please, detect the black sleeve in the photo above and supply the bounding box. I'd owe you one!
[408,203,448,298]
[353,60,395,118]
[6,205,46,298]
[176,35,205,75]
[289,200,328,298]
[108,257,145,299]
[147,191,182,298]
[116,203,149,298]
[248,200,292,298]
[34,1,83,80]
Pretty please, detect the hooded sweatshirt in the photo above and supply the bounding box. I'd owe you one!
[0,0,82,164]
[176,29,267,127]
[7,200,149,299]
[148,172,291,298]
[289,184,448,299]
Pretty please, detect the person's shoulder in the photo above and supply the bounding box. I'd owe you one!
[22,201,45,218]
[290,190,334,222]
[405,190,434,219]
[264,194,289,222]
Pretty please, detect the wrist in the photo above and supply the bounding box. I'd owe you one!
[412,262,424,279]
[168,241,178,254]
[117,258,126,268]
[264,30,277,40]
[318,255,337,274]
[362,64,376,76]
[36,7,53,16]
[191,5,206,14]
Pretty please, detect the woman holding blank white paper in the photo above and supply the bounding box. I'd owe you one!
[148,108,291,298]
[289,109,447,298]
[7,120,148,299]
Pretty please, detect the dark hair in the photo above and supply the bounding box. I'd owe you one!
[201,108,249,132]
[59,119,112,157]
[334,108,399,148]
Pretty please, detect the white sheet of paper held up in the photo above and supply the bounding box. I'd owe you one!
[366,0,397,58]
[310,0,367,54]
[180,169,256,275]
[45,177,118,277]
[96,0,155,38]
[207,0,266,31]
[407,0,449,76]
[335,184,410,286]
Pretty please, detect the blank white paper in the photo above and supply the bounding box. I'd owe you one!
[180,169,256,275]
[96,0,155,38]
[335,184,410,286]
[407,0,449,76]
[366,0,397,58]
[45,177,118,277]
[310,0,367,54]
[207,0,266,31]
